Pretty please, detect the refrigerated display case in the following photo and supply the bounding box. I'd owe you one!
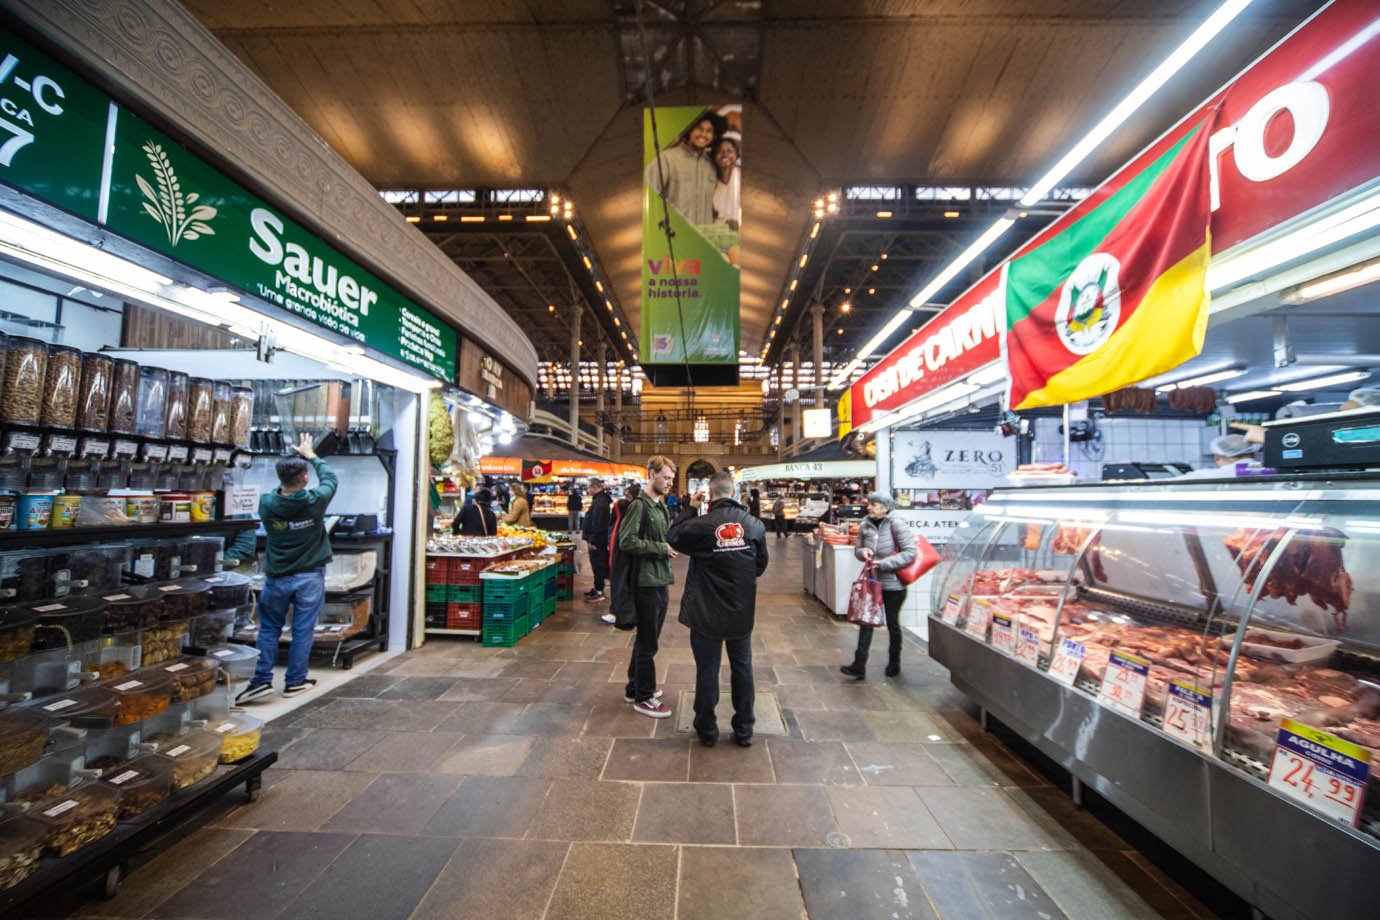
[927,475,1380,920]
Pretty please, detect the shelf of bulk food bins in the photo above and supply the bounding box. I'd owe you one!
[0,749,277,914]
[0,520,255,550]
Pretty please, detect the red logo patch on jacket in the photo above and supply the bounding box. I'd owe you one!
[715,522,746,548]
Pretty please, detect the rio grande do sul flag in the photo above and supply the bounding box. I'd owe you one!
[1001,116,1216,410]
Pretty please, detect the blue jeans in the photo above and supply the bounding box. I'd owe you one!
[254,567,325,687]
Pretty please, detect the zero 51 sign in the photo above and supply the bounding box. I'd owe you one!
[0,28,457,382]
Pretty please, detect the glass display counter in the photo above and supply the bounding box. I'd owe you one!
[928,475,1380,920]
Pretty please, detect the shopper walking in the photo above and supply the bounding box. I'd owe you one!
[619,456,678,718]
[602,483,642,625]
[452,487,498,536]
[842,492,917,680]
[748,488,762,520]
[668,471,768,747]
[502,482,532,527]
[582,478,613,602]
[771,495,788,538]
[237,434,337,702]
[566,487,583,533]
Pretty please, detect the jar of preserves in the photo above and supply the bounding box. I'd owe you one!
[230,386,253,449]
[0,337,48,425]
[187,378,213,443]
[165,371,188,440]
[135,366,168,439]
[211,382,231,444]
[76,352,113,432]
[41,345,81,429]
[109,359,139,435]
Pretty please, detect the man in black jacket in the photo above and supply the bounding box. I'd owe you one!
[581,479,613,601]
[668,471,769,747]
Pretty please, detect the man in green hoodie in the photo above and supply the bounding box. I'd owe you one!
[237,433,338,702]
[618,455,678,718]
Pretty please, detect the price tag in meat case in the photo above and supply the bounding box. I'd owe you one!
[1097,651,1149,718]
[1016,624,1042,666]
[1047,638,1085,686]
[1267,719,1370,828]
[1161,680,1212,751]
[990,613,1015,655]
[939,593,963,625]
[964,598,992,641]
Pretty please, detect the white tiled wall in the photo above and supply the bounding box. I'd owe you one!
[1032,417,1213,478]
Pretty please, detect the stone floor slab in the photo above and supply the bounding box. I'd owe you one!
[408,837,568,919]
[793,848,937,920]
[908,850,1068,920]
[544,843,678,920]
[734,785,838,847]
[632,783,736,844]
[677,847,806,920]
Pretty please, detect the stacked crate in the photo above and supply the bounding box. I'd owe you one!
[554,544,575,601]
[481,572,531,647]
[425,555,494,631]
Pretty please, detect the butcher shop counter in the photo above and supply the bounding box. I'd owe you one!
[927,475,1380,920]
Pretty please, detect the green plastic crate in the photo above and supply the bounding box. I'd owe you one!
[483,599,527,624]
[543,597,558,619]
[448,584,481,604]
[424,585,447,603]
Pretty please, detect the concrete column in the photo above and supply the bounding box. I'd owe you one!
[811,301,825,413]
[789,342,802,456]
[774,361,784,459]
[568,305,581,448]
[595,341,607,457]
[613,366,624,461]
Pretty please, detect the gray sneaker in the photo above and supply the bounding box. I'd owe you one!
[235,682,274,704]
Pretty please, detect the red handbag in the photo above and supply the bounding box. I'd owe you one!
[846,563,886,627]
[891,520,941,586]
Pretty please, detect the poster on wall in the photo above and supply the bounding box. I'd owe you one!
[892,430,1013,490]
[641,104,741,386]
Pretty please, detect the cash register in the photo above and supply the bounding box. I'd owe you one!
[1263,407,1380,471]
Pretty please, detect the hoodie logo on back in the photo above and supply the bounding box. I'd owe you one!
[715,522,746,548]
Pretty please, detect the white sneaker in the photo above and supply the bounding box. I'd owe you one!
[624,688,664,703]
[632,698,673,718]
[600,613,616,624]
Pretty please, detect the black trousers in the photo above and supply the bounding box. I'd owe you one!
[774,515,788,537]
[689,631,755,741]
[588,542,609,592]
[625,585,668,702]
[853,588,906,668]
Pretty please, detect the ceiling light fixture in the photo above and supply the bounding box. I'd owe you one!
[841,303,851,313]
[498,214,513,221]
[566,225,577,240]
[1276,370,1372,392]
[1288,256,1380,302]
[828,0,1254,390]
[1153,366,1247,392]
[943,210,961,219]
[405,215,420,223]
[432,215,448,222]
[1226,389,1282,403]
[525,214,550,222]
[460,215,483,223]
[876,210,893,219]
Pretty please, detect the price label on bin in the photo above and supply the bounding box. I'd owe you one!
[1047,638,1084,686]
[940,594,963,625]
[1016,625,1042,666]
[1162,680,1212,751]
[1267,719,1370,827]
[1097,651,1149,718]
[990,613,1014,655]
[964,599,992,641]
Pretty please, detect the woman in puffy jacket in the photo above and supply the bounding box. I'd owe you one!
[842,491,917,680]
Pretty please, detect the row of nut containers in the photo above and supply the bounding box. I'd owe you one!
[0,333,253,445]
[1,489,223,531]
[0,654,265,888]
[0,538,227,605]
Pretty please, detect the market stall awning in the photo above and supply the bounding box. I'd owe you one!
[480,434,643,480]
[734,459,876,484]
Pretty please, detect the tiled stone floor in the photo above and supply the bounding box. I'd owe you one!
[55,537,1224,919]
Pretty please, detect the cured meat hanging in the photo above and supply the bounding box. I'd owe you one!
[1223,527,1354,631]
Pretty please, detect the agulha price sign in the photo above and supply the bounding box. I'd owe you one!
[1097,651,1149,718]
[1161,680,1212,751]
[1267,718,1370,828]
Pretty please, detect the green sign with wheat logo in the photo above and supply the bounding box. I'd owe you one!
[105,108,456,380]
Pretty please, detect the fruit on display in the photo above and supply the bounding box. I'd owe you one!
[426,535,533,556]
[497,524,550,549]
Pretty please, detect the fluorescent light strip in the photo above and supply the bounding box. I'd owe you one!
[830,0,1254,390]
[1153,366,1246,392]
[1225,389,1281,403]
[1291,257,1380,301]
[1276,370,1371,392]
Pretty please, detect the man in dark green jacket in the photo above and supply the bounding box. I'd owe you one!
[618,455,677,718]
[237,433,338,702]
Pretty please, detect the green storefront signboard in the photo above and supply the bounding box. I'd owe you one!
[0,27,457,382]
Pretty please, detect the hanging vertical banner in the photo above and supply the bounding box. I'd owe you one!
[641,105,741,386]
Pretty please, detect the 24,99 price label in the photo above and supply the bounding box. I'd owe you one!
[1097,651,1149,718]
[1161,680,1212,751]
[1267,719,1371,827]
[989,613,1015,655]
[1047,638,1085,687]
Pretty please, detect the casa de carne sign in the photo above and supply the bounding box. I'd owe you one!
[0,28,457,382]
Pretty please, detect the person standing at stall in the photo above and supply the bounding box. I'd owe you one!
[582,478,613,602]
[502,482,532,527]
[453,487,498,536]
[566,487,583,533]
[771,495,788,538]
[668,471,768,747]
[602,483,642,625]
[619,457,678,718]
[748,488,762,521]
[842,492,916,680]
[237,434,337,702]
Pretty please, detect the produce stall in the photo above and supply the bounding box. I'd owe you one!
[479,449,644,532]
[422,532,573,642]
[928,477,1380,920]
